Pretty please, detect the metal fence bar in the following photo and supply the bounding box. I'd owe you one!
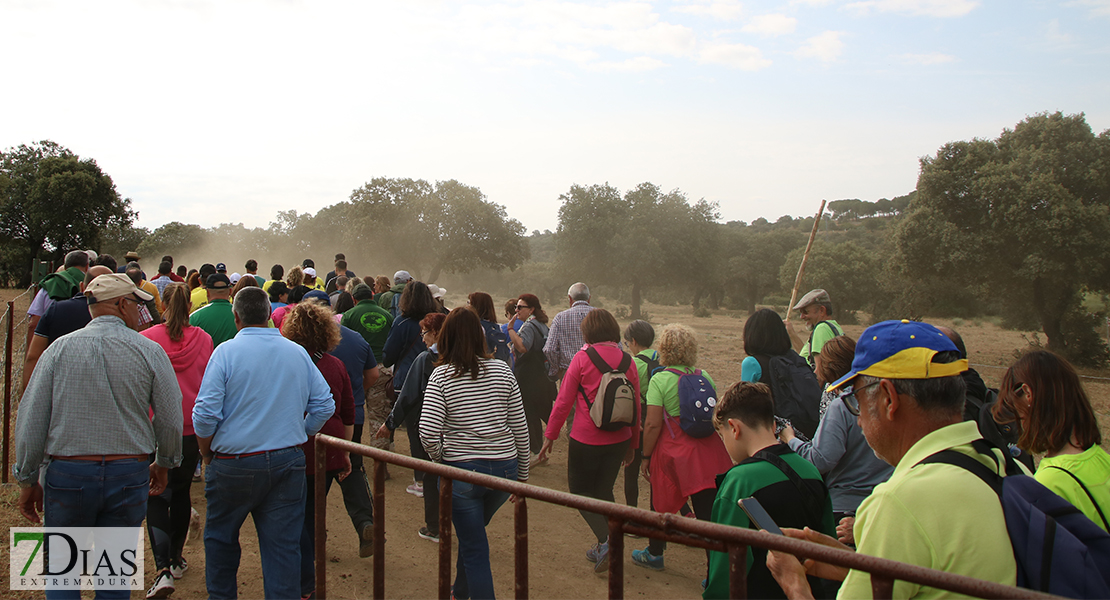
[3,300,13,484]
[438,477,453,600]
[872,574,895,599]
[728,544,747,600]
[607,517,624,599]
[313,434,1061,600]
[514,497,528,600]
[372,459,386,600]
[315,440,328,599]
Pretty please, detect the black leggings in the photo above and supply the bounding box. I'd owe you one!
[568,437,630,543]
[146,435,200,570]
[648,487,715,557]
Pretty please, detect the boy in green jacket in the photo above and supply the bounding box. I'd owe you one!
[705,381,835,600]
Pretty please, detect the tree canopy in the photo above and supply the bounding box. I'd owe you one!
[0,140,134,285]
[887,111,1110,364]
[555,182,719,318]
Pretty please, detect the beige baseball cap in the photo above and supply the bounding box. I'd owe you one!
[84,273,153,304]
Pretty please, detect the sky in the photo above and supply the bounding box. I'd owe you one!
[3,0,1109,234]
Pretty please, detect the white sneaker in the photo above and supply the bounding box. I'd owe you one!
[406,482,424,498]
[146,570,175,599]
[169,557,188,579]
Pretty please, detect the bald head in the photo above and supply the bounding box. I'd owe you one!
[935,326,968,359]
[82,266,114,291]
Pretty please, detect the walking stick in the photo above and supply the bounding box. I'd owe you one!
[787,199,828,312]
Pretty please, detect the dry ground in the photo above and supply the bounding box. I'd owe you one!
[2,290,1108,599]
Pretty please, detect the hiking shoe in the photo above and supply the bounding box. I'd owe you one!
[586,541,609,573]
[169,557,188,579]
[631,547,664,571]
[418,526,440,543]
[146,569,175,599]
[406,482,424,498]
[359,522,375,558]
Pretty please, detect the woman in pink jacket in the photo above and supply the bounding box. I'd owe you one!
[141,283,213,598]
[537,308,641,574]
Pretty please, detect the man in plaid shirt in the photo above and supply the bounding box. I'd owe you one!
[542,282,596,381]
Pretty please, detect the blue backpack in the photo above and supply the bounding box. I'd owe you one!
[663,368,717,438]
[481,320,512,365]
[917,439,1110,598]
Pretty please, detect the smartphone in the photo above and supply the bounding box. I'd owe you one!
[738,497,783,535]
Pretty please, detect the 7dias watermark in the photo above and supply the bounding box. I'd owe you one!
[9,527,145,591]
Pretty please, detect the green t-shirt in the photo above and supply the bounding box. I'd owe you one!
[632,349,659,402]
[839,421,1017,599]
[646,366,715,417]
[341,300,394,361]
[799,319,841,363]
[1036,445,1110,531]
[188,299,236,348]
[250,274,266,287]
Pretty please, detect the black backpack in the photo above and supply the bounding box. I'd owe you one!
[632,352,661,401]
[755,351,822,440]
[917,439,1110,597]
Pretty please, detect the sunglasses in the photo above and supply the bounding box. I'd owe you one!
[839,381,880,416]
[515,305,530,311]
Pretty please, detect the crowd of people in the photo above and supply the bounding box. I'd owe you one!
[12,248,1110,600]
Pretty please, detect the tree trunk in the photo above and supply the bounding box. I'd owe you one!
[691,287,704,309]
[1033,279,1063,351]
[631,281,642,319]
[427,262,443,284]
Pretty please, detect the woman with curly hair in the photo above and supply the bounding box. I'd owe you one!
[996,350,1110,531]
[282,300,355,598]
[632,323,731,573]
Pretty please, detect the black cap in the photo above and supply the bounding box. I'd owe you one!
[302,258,315,268]
[215,262,227,272]
[206,273,231,289]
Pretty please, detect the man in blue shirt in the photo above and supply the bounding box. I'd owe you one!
[192,287,334,599]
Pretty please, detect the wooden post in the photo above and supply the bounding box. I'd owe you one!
[787,200,828,312]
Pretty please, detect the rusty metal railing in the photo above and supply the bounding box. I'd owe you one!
[314,434,1059,600]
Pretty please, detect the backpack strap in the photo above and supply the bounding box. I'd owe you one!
[753,448,824,528]
[917,447,1005,496]
[1046,465,1110,531]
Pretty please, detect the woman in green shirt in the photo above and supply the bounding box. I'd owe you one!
[996,350,1110,531]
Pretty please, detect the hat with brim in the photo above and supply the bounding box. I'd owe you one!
[793,288,830,311]
[428,284,446,299]
[827,319,968,392]
[123,251,141,261]
[352,283,374,301]
[303,290,330,305]
[85,273,153,304]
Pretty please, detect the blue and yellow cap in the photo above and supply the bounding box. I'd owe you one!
[827,319,968,392]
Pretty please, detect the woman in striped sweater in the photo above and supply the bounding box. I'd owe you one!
[419,307,530,600]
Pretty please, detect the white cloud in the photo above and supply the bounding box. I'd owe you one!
[699,42,772,70]
[584,56,669,72]
[1045,19,1073,45]
[844,0,979,17]
[794,31,845,62]
[790,0,834,5]
[742,13,797,36]
[894,52,957,65]
[672,0,745,21]
[1066,0,1110,16]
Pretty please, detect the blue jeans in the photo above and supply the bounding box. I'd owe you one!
[447,458,518,600]
[43,457,149,600]
[204,447,305,600]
